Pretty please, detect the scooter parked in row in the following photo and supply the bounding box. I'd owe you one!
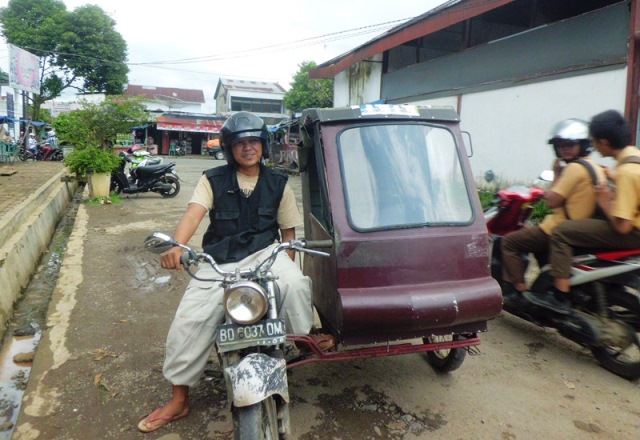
[110,153,180,198]
[486,180,640,379]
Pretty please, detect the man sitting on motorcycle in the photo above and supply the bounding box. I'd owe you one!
[501,118,605,302]
[138,111,332,433]
[525,110,640,313]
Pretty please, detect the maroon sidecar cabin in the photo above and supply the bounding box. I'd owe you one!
[299,105,502,346]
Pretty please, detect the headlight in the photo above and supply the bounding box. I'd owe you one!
[224,281,268,324]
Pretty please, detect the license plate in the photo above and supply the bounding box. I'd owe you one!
[217,319,286,352]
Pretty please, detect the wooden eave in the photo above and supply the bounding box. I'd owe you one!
[310,0,515,79]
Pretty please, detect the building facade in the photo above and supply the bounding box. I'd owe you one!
[311,0,634,183]
[214,78,288,125]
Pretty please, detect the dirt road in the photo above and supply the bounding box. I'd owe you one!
[13,158,640,439]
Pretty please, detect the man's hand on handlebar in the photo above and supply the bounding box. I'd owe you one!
[161,247,183,271]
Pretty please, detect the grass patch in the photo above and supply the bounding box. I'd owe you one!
[85,194,121,205]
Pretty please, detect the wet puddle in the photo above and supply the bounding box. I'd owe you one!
[0,188,82,438]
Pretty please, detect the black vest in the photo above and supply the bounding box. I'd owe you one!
[202,164,287,263]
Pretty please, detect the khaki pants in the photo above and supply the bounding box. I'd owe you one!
[550,219,640,279]
[501,226,549,286]
[163,243,313,387]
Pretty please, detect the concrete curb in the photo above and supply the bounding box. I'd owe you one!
[0,171,78,339]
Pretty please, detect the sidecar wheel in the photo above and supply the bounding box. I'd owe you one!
[424,335,466,373]
[232,396,281,440]
[591,320,640,380]
[159,174,180,198]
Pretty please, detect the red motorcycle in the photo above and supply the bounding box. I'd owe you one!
[486,182,640,379]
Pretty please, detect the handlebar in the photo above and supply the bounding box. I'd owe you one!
[160,236,333,282]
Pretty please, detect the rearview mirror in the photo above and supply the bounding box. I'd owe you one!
[144,232,179,254]
[539,170,554,182]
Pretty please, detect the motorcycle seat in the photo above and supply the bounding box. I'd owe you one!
[135,163,175,177]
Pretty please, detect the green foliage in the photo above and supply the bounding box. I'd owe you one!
[530,199,553,224]
[85,194,121,206]
[53,96,151,149]
[64,146,120,176]
[283,61,333,112]
[0,0,128,121]
[478,189,497,210]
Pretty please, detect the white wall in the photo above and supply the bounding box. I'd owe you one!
[456,69,625,183]
[333,54,384,107]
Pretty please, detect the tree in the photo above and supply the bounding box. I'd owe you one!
[0,0,128,121]
[283,61,333,112]
[53,96,151,149]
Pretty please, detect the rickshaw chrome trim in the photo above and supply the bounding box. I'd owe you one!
[224,281,268,324]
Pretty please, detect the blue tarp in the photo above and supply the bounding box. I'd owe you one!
[0,116,46,126]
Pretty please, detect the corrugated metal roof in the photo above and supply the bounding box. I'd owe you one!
[311,0,515,78]
[214,78,286,99]
[125,84,206,104]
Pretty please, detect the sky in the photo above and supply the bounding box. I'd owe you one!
[0,0,449,110]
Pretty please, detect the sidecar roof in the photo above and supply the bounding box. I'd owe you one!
[302,104,460,124]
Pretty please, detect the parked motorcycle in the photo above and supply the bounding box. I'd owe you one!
[486,181,640,379]
[110,153,180,198]
[144,233,332,438]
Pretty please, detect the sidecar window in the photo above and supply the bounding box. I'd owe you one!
[338,123,473,231]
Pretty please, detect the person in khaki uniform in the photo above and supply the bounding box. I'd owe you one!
[501,119,605,300]
[138,112,319,433]
[525,110,640,313]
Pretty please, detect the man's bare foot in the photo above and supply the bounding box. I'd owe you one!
[137,403,189,433]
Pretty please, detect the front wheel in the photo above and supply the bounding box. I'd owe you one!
[424,334,467,373]
[232,397,281,440]
[159,174,180,198]
[591,319,640,380]
[215,151,225,160]
[110,178,123,195]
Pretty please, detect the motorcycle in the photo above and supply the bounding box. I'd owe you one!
[41,144,64,161]
[19,143,44,161]
[144,233,332,439]
[142,104,504,438]
[110,153,180,198]
[486,180,640,379]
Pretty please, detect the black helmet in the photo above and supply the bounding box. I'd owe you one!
[220,112,269,166]
[548,118,592,158]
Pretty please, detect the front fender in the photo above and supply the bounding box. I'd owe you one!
[224,353,289,407]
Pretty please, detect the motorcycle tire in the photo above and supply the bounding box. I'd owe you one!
[215,151,225,160]
[591,319,640,380]
[232,396,281,440]
[178,149,186,156]
[51,150,64,161]
[159,174,180,198]
[423,334,467,373]
[110,178,123,195]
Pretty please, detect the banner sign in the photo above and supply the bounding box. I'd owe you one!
[6,93,14,118]
[157,121,224,134]
[9,44,41,94]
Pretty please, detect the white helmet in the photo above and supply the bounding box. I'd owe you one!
[548,118,592,157]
